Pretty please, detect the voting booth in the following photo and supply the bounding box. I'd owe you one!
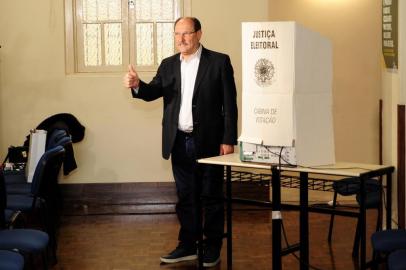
[239,21,335,166]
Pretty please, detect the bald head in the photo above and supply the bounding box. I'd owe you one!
[174,17,202,60]
[174,17,201,32]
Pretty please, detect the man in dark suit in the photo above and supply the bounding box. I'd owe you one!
[123,17,238,267]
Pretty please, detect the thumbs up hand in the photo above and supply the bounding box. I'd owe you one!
[123,64,140,88]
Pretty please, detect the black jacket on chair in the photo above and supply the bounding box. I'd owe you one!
[35,113,85,143]
[24,113,85,175]
[132,47,238,159]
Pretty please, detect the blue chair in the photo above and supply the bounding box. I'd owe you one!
[4,129,68,188]
[47,136,72,212]
[6,135,72,195]
[6,146,65,213]
[387,249,406,270]
[371,229,406,269]
[51,135,71,149]
[46,129,68,150]
[6,146,65,262]
[371,229,406,253]
[0,229,49,269]
[0,250,24,270]
[1,169,50,270]
[3,171,26,185]
[328,177,382,257]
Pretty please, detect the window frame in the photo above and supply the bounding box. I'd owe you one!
[64,0,191,74]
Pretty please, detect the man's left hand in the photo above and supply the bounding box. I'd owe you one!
[220,144,234,155]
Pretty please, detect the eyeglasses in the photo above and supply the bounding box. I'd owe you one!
[174,31,196,37]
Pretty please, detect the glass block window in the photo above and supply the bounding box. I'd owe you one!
[133,0,180,67]
[83,24,102,66]
[157,22,175,65]
[136,23,154,66]
[81,0,123,68]
[105,23,123,65]
[70,0,184,73]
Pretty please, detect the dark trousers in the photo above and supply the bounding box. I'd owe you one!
[171,130,224,249]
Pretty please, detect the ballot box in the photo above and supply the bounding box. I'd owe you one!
[239,21,335,166]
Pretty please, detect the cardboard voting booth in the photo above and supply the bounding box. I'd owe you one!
[239,21,335,166]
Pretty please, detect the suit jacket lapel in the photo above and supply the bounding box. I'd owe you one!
[173,56,181,93]
[193,47,209,100]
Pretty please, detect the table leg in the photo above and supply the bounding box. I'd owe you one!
[386,172,392,230]
[197,170,203,270]
[226,165,232,270]
[359,174,366,270]
[271,166,282,270]
[300,172,309,270]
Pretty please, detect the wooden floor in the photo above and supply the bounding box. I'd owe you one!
[51,195,381,270]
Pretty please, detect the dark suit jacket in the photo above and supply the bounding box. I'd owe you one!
[132,47,238,160]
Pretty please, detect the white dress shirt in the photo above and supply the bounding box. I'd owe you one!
[178,45,202,132]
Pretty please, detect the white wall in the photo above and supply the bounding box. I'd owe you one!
[0,0,386,183]
[0,0,268,183]
[268,0,382,165]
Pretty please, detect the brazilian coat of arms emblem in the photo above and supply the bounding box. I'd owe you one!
[254,58,275,87]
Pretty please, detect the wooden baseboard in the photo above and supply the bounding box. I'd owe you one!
[59,181,271,215]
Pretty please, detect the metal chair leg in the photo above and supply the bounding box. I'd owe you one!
[352,218,361,257]
[327,191,338,242]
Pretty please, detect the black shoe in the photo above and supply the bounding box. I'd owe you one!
[160,243,197,264]
[203,246,221,267]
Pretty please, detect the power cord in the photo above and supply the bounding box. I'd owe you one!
[278,146,284,169]
[265,146,327,269]
[264,145,296,167]
[264,145,375,171]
